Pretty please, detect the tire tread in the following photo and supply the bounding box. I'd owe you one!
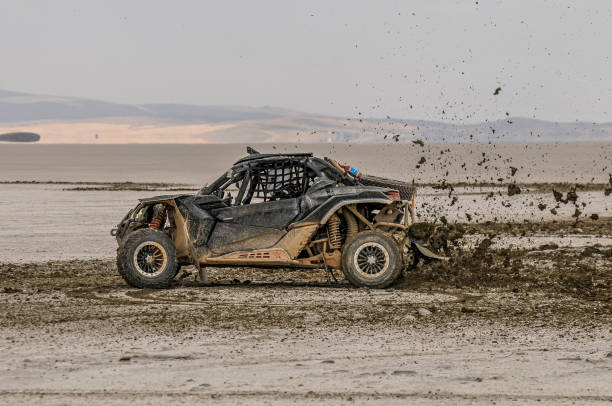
[341,230,403,289]
[116,229,178,289]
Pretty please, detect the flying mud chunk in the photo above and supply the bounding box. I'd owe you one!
[507,183,521,196]
[552,186,578,204]
[416,157,426,168]
[408,222,464,256]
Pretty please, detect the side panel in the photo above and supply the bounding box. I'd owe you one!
[207,198,300,255]
[201,223,319,265]
[275,223,319,258]
[175,196,218,259]
[211,198,300,229]
[207,223,285,255]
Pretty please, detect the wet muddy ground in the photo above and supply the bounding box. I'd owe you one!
[1,233,611,405]
[1,144,612,404]
[1,197,612,405]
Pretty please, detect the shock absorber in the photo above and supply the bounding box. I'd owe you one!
[342,210,357,242]
[149,205,167,230]
[327,214,342,250]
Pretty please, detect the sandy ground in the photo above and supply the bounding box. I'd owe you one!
[1,253,611,405]
[1,144,611,404]
[1,201,611,405]
[0,119,236,144]
[0,251,612,404]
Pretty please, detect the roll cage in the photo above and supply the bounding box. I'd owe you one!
[199,150,358,206]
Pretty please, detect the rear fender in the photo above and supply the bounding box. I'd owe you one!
[309,198,394,225]
[321,198,396,225]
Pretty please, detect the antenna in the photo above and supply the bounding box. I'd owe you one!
[246,146,261,155]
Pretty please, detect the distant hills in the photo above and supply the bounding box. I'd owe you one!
[0,89,289,123]
[1,89,611,143]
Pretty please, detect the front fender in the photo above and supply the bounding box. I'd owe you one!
[113,195,189,244]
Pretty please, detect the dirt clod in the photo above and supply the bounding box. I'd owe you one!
[580,246,601,257]
[507,183,521,196]
[538,243,559,250]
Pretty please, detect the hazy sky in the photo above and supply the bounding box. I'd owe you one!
[1,0,611,123]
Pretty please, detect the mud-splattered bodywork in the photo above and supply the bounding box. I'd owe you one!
[113,150,440,271]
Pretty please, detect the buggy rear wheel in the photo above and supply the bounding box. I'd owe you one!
[341,230,403,289]
[117,229,178,289]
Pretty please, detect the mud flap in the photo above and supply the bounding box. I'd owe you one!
[412,242,449,261]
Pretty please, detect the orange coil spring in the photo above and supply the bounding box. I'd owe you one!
[149,206,167,230]
[327,214,342,250]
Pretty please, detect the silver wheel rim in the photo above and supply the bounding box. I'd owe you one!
[353,242,390,279]
[133,241,168,278]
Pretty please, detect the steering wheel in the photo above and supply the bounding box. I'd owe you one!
[273,184,300,199]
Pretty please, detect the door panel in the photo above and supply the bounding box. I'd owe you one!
[208,198,300,255]
[207,223,285,255]
[212,198,300,228]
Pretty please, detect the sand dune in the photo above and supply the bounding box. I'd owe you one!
[0,119,236,144]
[3,90,612,144]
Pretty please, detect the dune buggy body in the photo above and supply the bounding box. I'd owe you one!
[113,148,443,289]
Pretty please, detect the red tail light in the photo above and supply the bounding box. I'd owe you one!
[387,190,400,200]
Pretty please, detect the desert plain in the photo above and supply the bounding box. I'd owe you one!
[0,143,611,405]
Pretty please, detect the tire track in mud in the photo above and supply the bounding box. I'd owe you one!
[109,349,487,369]
[1,389,610,403]
[122,286,460,307]
[52,282,467,330]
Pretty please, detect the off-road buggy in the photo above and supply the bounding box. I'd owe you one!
[112,147,444,289]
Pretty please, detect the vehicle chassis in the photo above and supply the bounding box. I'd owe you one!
[113,150,443,288]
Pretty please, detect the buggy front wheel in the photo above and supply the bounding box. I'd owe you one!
[341,230,403,289]
[117,228,178,289]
